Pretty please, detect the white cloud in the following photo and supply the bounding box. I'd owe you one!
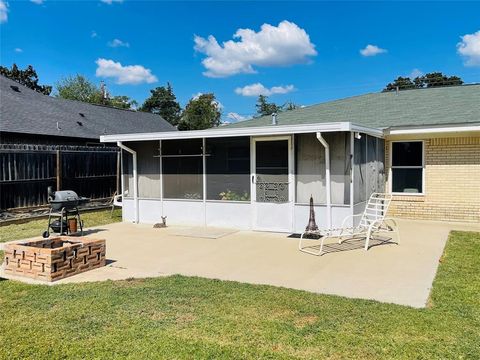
[95,58,157,85]
[235,83,295,97]
[409,68,423,78]
[226,112,251,122]
[108,38,130,48]
[0,0,8,24]
[14,47,23,53]
[30,0,44,4]
[194,20,317,77]
[457,30,480,66]
[360,44,387,57]
[91,30,98,38]
[100,0,123,4]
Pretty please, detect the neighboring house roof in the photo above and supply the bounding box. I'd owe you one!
[0,75,176,140]
[225,84,480,129]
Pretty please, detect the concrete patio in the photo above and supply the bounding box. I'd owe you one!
[2,219,479,308]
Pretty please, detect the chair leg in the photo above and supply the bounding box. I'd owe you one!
[365,229,372,251]
[299,233,324,256]
[111,205,115,217]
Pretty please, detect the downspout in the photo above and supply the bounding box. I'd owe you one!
[117,141,138,224]
[316,132,332,228]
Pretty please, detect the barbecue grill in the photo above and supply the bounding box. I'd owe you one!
[48,187,89,210]
[43,187,89,238]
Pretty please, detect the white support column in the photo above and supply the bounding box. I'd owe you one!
[117,141,138,224]
[159,139,164,216]
[350,132,355,222]
[316,132,331,228]
[202,137,207,226]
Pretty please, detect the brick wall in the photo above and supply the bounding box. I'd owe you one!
[385,136,480,223]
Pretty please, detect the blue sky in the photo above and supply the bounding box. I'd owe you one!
[1,1,479,122]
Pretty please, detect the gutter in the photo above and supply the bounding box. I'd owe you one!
[117,141,138,224]
[316,132,332,228]
[385,123,480,135]
[100,122,384,143]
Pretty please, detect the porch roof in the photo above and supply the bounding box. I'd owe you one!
[100,121,383,143]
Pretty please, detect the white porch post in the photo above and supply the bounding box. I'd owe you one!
[202,137,207,226]
[316,132,332,228]
[117,141,138,224]
[159,139,163,217]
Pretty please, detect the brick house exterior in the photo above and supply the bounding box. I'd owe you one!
[386,135,480,223]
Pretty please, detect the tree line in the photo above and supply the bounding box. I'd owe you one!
[1,64,466,130]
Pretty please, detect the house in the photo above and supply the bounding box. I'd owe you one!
[100,85,480,232]
[0,75,175,209]
[0,75,175,145]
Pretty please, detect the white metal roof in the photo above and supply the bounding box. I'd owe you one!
[100,122,384,143]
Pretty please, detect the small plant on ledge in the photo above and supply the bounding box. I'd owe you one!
[219,190,250,201]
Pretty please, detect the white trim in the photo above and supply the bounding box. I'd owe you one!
[389,140,425,196]
[101,122,384,143]
[159,140,164,216]
[202,137,207,226]
[117,141,138,223]
[316,132,332,229]
[349,131,354,213]
[386,124,480,135]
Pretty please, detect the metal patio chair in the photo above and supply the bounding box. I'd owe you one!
[111,191,123,216]
[299,193,400,256]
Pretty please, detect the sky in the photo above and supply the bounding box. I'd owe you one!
[1,1,480,123]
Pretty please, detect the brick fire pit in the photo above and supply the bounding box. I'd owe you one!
[2,236,105,282]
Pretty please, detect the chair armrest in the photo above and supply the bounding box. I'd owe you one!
[341,213,363,228]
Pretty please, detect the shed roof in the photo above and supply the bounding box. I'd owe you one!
[0,75,176,140]
[224,84,480,129]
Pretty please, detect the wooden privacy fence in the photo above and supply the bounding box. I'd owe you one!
[0,144,119,210]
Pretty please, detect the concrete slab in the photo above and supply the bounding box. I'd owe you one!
[1,219,479,307]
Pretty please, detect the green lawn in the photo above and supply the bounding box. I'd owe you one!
[0,229,479,359]
[0,208,122,243]
[0,209,122,262]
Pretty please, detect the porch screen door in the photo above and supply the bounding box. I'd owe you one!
[252,137,293,232]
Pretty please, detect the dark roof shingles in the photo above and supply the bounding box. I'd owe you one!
[0,75,176,140]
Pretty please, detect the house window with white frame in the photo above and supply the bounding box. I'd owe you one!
[391,141,424,194]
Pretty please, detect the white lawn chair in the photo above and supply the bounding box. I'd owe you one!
[111,191,123,216]
[299,193,400,256]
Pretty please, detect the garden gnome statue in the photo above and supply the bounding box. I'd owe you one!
[305,195,318,232]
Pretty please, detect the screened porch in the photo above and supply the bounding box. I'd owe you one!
[118,129,385,233]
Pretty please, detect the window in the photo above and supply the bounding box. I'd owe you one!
[391,141,423,194]
[162,139,203,200]
[295,133,350,205]
[206,137,250,201]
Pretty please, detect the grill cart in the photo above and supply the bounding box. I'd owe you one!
[42,187,89,238]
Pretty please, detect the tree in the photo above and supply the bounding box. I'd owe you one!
[140,83,181,126]
[56,75,102,103]
[255,95,282,117]
[56,75,136,110]
[421,72,463,88]
[282,101,300,111]
[178,93,221,131]
[0,64,52,95]
[110,96,138,110]
[383,76,416,92]
[383,72,464,92]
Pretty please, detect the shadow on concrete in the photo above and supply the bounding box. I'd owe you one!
[297,235,398,255]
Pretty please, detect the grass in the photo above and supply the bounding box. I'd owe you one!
[0,208,122,262]
[0,230,479,359]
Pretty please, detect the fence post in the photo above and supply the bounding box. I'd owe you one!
[56,149,62,191]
